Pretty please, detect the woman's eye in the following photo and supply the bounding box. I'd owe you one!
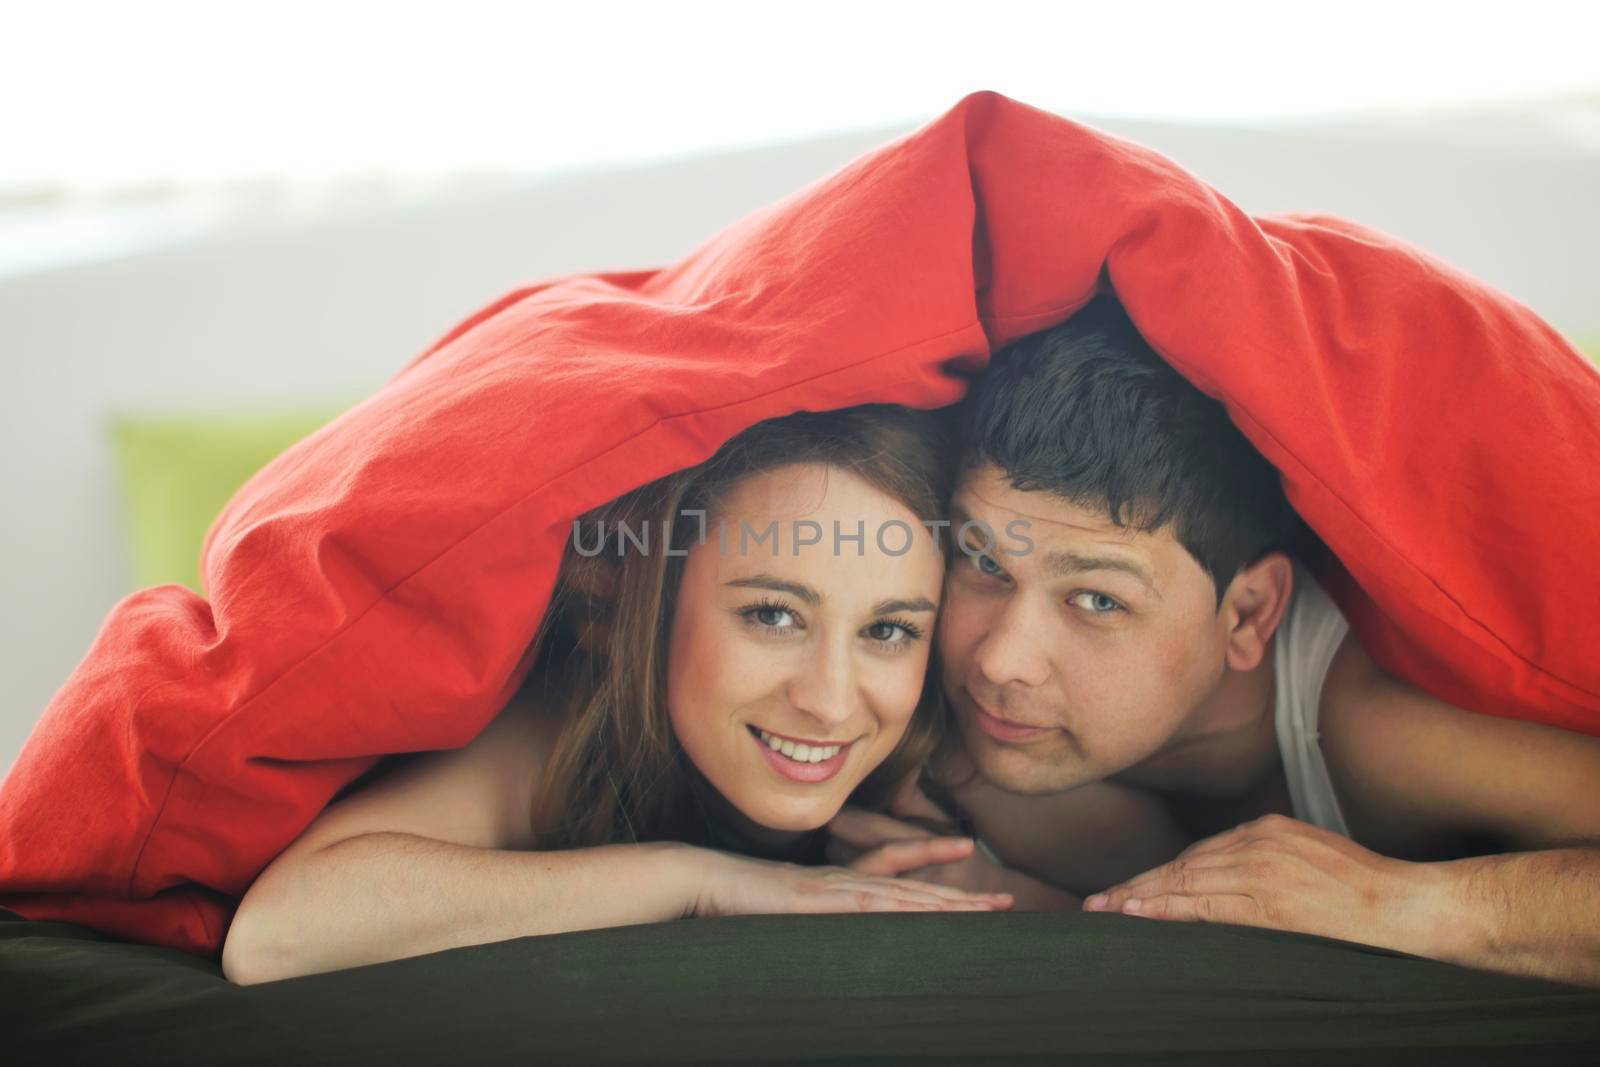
[741,600,800,632]
[865,618,924,648]
[1070,591,1125,615]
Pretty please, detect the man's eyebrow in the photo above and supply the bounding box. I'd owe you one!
[949,501,977,529]
[1044,550,1155,591]
[724,575,935,615]
[953,494,1159,594]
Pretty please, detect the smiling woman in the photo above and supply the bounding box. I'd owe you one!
[667,461,942,833]
[219,404,1014,985]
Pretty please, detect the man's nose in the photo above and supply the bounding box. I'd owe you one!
[785,634,861,731]
[973,597,1051,689]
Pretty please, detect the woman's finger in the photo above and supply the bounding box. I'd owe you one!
[892,879,1015,909]
[844,874,1014,910]
[810,890,1000,914]
[816,893,946,914]
[812,866,1008,907]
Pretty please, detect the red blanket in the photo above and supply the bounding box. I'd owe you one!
[3,92,1597,954]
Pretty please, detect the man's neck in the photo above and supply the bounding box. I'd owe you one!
[1111,654,1281,798]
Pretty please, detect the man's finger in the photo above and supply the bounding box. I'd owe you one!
[849,837,975,877]
[1119,892,1265,927]
[1090,850,1253,903]
[1089,862,1259,912]
[828,807,935,847]
[1173,824,1259,861]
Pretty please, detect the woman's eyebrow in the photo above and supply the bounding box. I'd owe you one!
[725,575,935,615]
[872,596,936,615]
[725,575,820,605]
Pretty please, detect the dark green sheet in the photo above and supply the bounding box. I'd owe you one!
[3,908,1597,1064]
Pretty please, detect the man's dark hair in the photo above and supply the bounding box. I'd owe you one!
[959,293,1304,600]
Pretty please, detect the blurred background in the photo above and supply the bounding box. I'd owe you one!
[4,0,1598,773]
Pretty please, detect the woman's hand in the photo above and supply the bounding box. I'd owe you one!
[825,776,1083,910]
[687,845,1014,918]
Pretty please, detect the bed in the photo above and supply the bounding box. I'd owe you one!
[6,907,1598,1064]
[6,93,1600,1065]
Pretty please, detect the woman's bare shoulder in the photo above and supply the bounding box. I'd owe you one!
[482,686,566,759]
[288,688,567,856]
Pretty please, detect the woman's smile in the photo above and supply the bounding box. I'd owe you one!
[747,724,857,783]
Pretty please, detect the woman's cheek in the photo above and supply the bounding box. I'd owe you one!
[875,651,932,736]
[668,608,739,732]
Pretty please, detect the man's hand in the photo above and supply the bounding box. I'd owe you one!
[1082,813,1448,956]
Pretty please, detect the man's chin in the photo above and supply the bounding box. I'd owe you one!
[960,724,1093,796]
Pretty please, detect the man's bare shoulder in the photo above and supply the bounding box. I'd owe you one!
[1317,633,1600,856]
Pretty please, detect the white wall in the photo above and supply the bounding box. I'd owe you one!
[3,114,1596,774]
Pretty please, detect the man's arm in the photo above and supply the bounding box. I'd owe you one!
[1087,634,1600,987]
[1318,634,1600,985]
[1443,843,1600,985]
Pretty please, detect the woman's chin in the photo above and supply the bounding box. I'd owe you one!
[730,790,848,835]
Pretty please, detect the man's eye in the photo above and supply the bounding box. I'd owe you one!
[1070,591,1124,614]
[968,552,1005,578]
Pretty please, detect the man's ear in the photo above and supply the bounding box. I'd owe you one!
[1219,552,1293,672]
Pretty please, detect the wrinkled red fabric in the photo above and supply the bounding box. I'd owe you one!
[4,92,1596,954]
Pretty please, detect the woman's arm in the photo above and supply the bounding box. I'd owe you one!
[223,699,1008,985]
[221,699,688,983]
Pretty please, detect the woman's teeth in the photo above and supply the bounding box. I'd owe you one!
[754,727,842,763]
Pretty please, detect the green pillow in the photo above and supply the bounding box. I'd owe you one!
[111,408,350,595]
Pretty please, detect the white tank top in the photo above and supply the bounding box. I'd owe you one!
[1272,570,1353,837]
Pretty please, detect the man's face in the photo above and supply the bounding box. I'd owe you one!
[937,464,1232,795]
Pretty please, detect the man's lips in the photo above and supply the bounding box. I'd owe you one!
[968,695,1056,744]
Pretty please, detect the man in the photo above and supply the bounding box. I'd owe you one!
[831,295,1600,987]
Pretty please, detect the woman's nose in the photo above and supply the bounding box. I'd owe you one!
[785,635,860,730]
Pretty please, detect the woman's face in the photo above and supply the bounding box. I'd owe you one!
[666,462,945,832]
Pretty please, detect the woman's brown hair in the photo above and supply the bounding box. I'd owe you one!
[522,403,957,850]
